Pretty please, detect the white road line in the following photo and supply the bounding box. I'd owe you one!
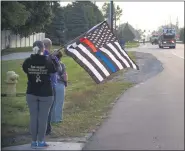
[171,50,184,59]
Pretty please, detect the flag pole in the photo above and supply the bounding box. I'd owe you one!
[110,0,114,32]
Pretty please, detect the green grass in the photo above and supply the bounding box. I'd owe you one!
[1,51,136,147]
[1,45,62,56]
[125,42,140,48]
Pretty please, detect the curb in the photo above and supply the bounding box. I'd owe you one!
[80,84,134,150]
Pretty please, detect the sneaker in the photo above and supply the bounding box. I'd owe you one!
[37,141,49,148]
[31,141,37,149]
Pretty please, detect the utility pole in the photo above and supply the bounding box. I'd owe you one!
[169,15,172,28]
[110,0,114,32]
[114,13,116,30]
[176,16,179,31]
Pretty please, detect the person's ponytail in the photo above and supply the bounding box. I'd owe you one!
[33,46,40,54]
[32,41,44,55]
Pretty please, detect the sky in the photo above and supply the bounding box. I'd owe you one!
[60,2,184,31]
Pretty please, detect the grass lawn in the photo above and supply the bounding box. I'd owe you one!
[125,42,140,48]
[1,45,62,56]
[1,51,136,147]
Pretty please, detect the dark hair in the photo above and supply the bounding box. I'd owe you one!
[56,51,63,60]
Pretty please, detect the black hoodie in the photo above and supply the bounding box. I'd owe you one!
[22,54,57,96]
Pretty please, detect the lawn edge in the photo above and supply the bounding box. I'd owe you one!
[80,83,135,149]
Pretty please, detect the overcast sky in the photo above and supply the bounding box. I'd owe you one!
[60,1,184,31]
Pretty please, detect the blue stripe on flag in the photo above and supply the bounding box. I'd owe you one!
[95,51,116,73]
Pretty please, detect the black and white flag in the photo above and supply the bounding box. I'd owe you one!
[65,21,139,84]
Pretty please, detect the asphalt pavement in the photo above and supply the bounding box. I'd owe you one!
[83,44,184,150]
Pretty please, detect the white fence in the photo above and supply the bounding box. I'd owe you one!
[1,30,45,50]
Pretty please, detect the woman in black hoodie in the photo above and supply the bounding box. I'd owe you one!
[22,41,56,148]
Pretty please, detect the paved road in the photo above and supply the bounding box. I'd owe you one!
[83,44,184,150]
[171,44,184,59]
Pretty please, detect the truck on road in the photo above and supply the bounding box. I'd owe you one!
[158,27,176,49]
[150,34,159,45]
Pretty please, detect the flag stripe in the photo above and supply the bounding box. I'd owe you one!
[66,47,100,83]
[80,38,97,52]
[74,46,107,79]
[80,42,114,74]
[100,47,123,70]
[67,46,103,82]
[111,42,133,68]
[107,43,131,68]
[97,47,120,72]
[80,38,116,73]
[115,42,138,70]
[103,44,127,68]
[95,51,116,73]
[78,44,110,77]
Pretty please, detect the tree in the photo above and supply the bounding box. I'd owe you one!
[2,1,53,36]
[102,2,122,29]
[118,23,139,40]
[17,1,53,36]
[63,1,103,42]
[114,5,122,29]
[1,2,30,30]
[136,29,143,40]
[45,2,66,45]
[93,4,104,24]
[118,22,135,42]
[82,1,104,29]
[64,2,89,41]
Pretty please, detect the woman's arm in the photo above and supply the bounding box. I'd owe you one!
[62,64,68,82]
[57,63,64,76]
[60,63,68,87]
[47,57,57,74]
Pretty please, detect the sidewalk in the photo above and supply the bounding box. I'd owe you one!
[1,52,32,61]
[2,142,84,150]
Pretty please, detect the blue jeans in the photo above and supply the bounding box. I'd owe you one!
[46,86,56,134]
[51,82,65,122]
[27,94,53,141]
